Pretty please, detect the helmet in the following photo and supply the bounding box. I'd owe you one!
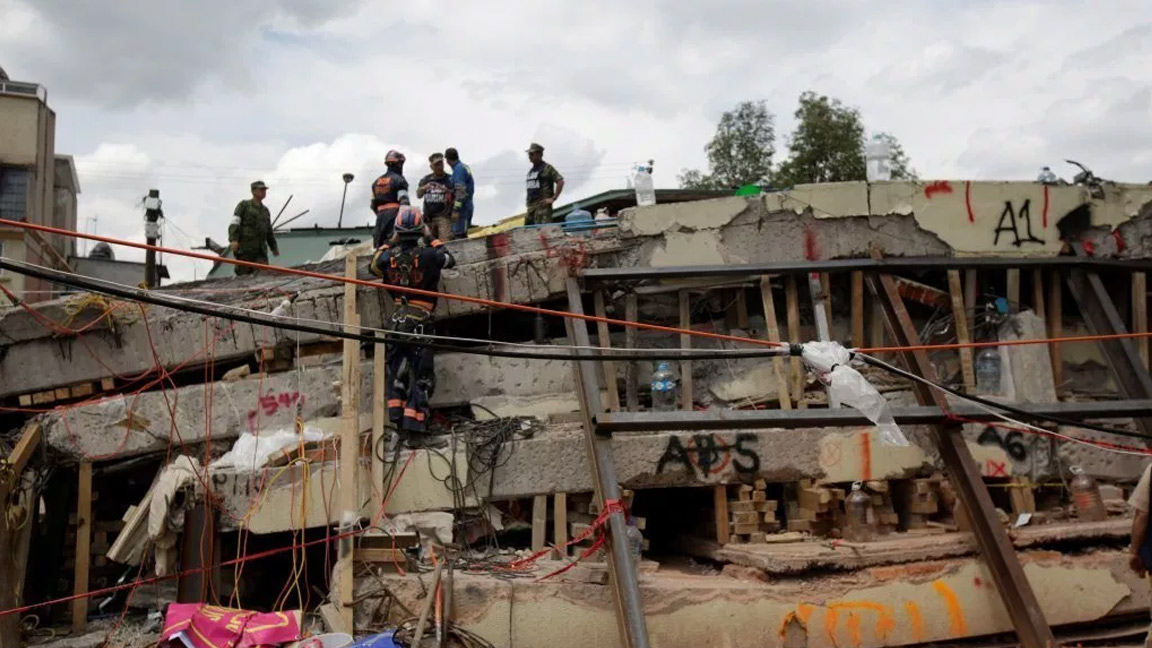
[385,149,406,166]
[394,205,424,237]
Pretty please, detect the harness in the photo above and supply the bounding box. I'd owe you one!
[386,244,434,329]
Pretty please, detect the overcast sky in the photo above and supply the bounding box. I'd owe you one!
[2,0,1149,282]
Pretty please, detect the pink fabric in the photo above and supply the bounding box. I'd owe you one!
[163,604,301,648]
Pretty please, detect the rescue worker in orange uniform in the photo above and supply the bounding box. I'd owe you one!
[370,149,411,248]
[370,205,455,447]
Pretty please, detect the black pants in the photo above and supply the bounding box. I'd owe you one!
[373,207,399,248]
[385,308,435,433]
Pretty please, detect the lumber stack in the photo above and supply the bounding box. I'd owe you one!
[727,480,780,543]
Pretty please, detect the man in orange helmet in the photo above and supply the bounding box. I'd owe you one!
[370,149,411,248]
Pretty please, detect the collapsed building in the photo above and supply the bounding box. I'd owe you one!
[3,179,1152,647]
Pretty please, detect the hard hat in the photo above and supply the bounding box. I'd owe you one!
[394,205,424,237]
[385,150,406,166]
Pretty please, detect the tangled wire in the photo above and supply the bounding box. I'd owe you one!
[390,616,497,648]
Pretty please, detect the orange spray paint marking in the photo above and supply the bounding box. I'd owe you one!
[824,607,840,644]
[797,603,815,625]
[845,612,863,647]
[860,432,872,481]
[904,601,925,641]
[829,601,896,641]
[931,581,968,637]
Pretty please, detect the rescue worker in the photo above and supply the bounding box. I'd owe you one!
[444,147,475,239]
[524,142,565,226]
[370,205,456,447]
[416,152,454,240]
[228,180,279,276]
[370,150,410,248]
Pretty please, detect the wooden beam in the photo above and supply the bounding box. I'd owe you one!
[785,276,806,409]
[624,294,639,412]
[948,270,976,392]
[72,462,93,634]
[964,270,978,334]
[1006,268,1021,310]
[1049,270,1063,389]
[1031,270,1046,320]
[851,271,864,348]
[758,277,792,410]
[678,290,693,411]
[734,289,750,330]
[1134,272,1149,368]
[713,486,730,546]
[372,337,387,499]
[25,226,73,272]
[594,290,621,413]
[532,495,548,554]
[553,493,568,559]
[337,251,360,632]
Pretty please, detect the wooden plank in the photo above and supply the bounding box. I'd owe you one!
[1134,272,1149,368]
[758,277,792,410]
[1032,270,1046,320]
[3,424,41,484]
[337,252,360,632]
[100,378,115,391]
[785,276,806,409]
[948,270,976,392]
[371,338,386,503]
[964,270,978,333]
[1049,270,1063,389]
[713,486,730,545]
[1007,268,1021,309]
[72,462,93,634]
[356,547,407,563]
[594,290,621,413]
[851,271,865,348]
[532,494,548,553]
[1009,478,1037,516]
[553,493,568,559]
[678,290,693,411]
[735,289,750,330]
[820,273,833,327]
[70,382,95,399]
[624,294,639,412]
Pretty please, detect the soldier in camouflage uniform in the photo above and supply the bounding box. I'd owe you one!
[228,180,280,276]
[524,142,565,226]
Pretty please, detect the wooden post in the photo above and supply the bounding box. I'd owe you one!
[785,277,806,409]
[1049,270,1063,389]
[820,273,833,328]
[734,289,750,330]
[372,338,386,499]
[624,294,639,412]
[337,252,360,632]
[759,277,792,410]
[678,290,693,411]
[948,270,976,392]
[1134,272,1149,368]
[0,425,41,647]
[72,462,93,634]
[1032,270,1046,320]
[1006,268,1021,310]
[713,486,730,545]
[594,289,622,412]
[532,495,548,553]
[851,271,865,348]
[553,493,568,559]
[964,270,978,332]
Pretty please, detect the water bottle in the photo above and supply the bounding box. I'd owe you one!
[633,163,656,207]
[650,361,678,411]
[975,348,1001,395]
[844,482,876,542]
[1069,466,1107,522]
[865,133,892,182]
[564,202,593,236]
[625,517,644,575]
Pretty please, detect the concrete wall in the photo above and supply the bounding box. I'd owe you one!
[0,94,40,165]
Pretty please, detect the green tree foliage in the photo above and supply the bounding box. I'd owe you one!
[774,92,867,186]
[678,100,775,190]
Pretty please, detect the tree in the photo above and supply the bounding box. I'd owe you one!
[875,132,918,180]
[775,92,867,186]
[678,100,775,190]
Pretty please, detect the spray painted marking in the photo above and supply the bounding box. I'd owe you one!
[247,390,305,433]
[860,432,872,481]
[965,181,975,223]
[924,181,953,199]
[984,459,1009,477]
[904,601,925,642]
[931,580,968,636]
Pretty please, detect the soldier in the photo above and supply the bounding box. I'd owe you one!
[228,180,279,276]
[416,152,454,240]
[524,142,564,226]
[370,150,411,248]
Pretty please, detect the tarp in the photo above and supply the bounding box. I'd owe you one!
[162,604,301,648]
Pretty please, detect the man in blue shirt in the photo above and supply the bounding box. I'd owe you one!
[444,147,474,239]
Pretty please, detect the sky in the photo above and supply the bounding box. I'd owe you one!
[1,0,1149,282]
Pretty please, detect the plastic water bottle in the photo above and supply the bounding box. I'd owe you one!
[650,361,678,411]
[1069,466,1107,522]
[625,517,644,575]
[975,348,1001,395]
[564,202,593,236]
[865,133,892,182]
[633,163,656,207]
[844,482,876,542]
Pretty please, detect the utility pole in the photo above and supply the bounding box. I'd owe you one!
[338,173,354,228]
[143,189,162,288]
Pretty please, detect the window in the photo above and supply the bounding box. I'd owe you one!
[0,167,31,221]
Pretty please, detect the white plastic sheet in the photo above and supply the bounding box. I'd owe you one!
[212,426,331,470]
[801,341,909,446]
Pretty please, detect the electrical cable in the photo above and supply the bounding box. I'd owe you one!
[0,256,790,362]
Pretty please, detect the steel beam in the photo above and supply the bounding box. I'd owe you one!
[1065,242,1152,446]
[595,399,1152,433]
[866,258,1055,648]
[564,278,650,648]
[582,256,1152,282]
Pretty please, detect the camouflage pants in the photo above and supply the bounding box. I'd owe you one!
[524,201,553,226]
[429,215,454,242]
[234,253,268,276]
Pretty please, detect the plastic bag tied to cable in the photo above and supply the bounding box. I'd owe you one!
[800,341,909,447]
